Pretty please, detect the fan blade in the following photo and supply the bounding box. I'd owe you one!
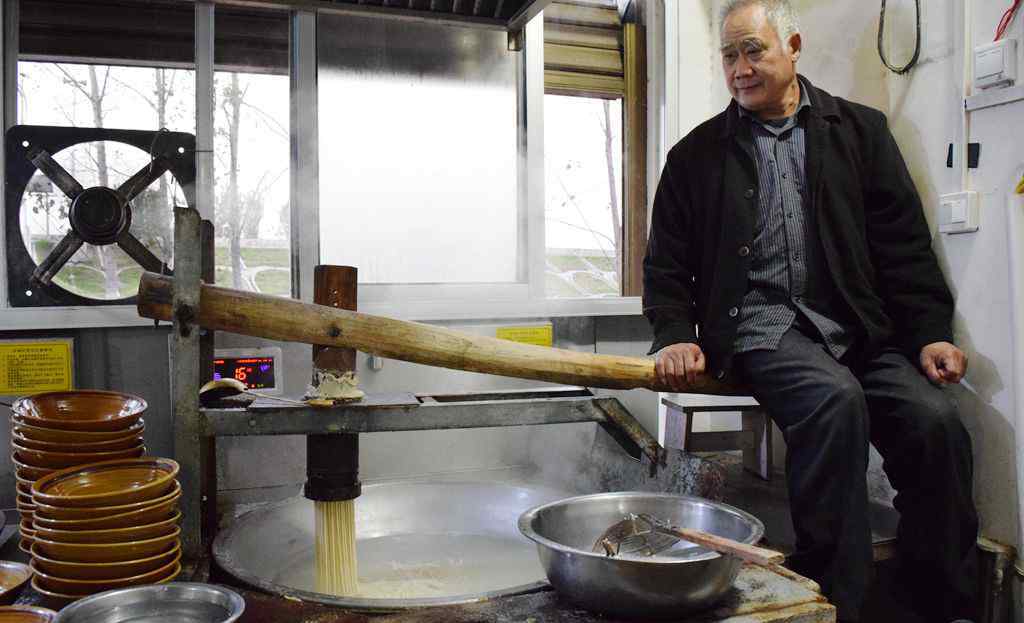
[117,156,172,202]
[117,231,166,274]
[27,147,84,199]
[31,231,83,286]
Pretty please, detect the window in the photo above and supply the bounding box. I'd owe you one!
[545,95,623,297]
[213,69,290,295]
[6,1,651,323]
[542,0,647,299]
[13,2,291,301]
[317,13,520,290]
[211,8,291,297]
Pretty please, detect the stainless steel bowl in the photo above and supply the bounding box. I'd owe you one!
[518,492,764,619]
[54,583,244,623]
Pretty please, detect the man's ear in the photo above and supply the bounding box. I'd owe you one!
[788,32,802,62]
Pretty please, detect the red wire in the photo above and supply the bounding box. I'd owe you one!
[996,0,1023,41]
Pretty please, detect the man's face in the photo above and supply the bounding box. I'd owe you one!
[720,4,800,114]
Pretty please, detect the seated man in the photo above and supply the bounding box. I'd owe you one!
[642,1,978,621]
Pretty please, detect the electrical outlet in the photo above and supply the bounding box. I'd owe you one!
[939,192,980,234]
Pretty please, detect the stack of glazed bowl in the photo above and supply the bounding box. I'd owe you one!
[27,457,181,603]
[9,391,147,554]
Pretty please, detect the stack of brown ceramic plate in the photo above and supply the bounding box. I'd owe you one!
[0,606,58,622]
[27,457,180,602]
[9,390,147,554]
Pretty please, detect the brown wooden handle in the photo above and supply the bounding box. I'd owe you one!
[667,527,785,567]
[137,272,747,395]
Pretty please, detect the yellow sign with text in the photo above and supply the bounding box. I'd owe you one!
[496,325,553,348]
[0,341,74,396]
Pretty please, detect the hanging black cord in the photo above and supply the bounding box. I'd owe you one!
[878,0,922,75]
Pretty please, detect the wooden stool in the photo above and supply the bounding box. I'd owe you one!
[660,393,773,481]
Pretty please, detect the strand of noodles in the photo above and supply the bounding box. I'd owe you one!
[315,500,358,595]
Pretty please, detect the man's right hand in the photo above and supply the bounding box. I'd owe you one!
[655,343,707,392]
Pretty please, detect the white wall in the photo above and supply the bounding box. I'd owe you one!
[668,0,1024,551]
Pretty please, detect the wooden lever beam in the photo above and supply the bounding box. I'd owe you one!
[137,272,744,395]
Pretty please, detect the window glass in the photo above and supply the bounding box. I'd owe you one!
[213,70,290,295]
[317,14,519,285]
[17,63,193,300]
[14,3,291,302]
[544,94,623,298]
[213,8,291,296]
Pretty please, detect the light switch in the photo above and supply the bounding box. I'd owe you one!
[939,192,980,234]
[950,199,967,223]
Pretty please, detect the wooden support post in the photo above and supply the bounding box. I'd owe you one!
[199,219,217,549]
[623,22,647,297]
[172,206,204,559]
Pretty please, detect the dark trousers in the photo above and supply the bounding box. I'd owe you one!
[734,327,978,622]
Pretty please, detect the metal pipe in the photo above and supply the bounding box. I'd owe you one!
[289,10,318,302]
[0,0,18,308]
[1007,188,1024,619]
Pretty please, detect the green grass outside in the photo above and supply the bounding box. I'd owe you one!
[254,270,291,296]
[585,256,615,271]
[216,268,234,285]
[215,246,289,268]
[546,273,582,298]
[33,240,55,259]
[547,255,589,271]
[573,272,617,295]
[54,266,107,299]
[119,267,143,297]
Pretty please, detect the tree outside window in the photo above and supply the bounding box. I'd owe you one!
[545,94,623,298]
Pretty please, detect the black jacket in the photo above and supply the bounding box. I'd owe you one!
[642,76,954,382]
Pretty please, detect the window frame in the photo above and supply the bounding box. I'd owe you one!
[0,1,659,329]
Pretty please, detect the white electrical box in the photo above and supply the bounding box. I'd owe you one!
[975,39,1017,90]
[939,192,980,234]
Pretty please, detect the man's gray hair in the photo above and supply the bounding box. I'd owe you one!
[719,0,801,45]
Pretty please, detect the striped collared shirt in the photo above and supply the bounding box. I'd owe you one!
[733,81,854,358]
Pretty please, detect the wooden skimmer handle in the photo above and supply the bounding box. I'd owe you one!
[663,526,785,567]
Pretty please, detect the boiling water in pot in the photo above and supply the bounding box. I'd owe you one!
[214,481,576,608]
[280,533,541,598]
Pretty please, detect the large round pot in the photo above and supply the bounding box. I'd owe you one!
[518,492,764,620]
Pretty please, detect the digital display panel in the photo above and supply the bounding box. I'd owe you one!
[213,356,276,390]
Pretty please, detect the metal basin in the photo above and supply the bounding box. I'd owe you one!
[518,492,764,619]
[54,583,244,623]
[213,481,574,611]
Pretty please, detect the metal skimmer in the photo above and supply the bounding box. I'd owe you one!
[592,513,682,557]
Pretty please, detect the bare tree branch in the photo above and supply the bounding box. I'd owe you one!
[241,101,288,141]
[110,75,156,110]
[556,176,614,259]
[545,216,616,248]
[99,66,112,100]
[52,64,91,100]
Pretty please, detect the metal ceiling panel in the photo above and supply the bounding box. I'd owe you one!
[201,0,554,31]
